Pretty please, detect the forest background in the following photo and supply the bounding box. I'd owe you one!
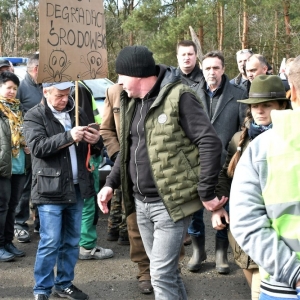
[0,0,299,82]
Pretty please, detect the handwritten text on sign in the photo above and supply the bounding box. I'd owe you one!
[38,0,107,83]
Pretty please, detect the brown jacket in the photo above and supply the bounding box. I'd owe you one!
[100,84,122,158]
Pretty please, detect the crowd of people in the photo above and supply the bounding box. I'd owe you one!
[0,41,299,300]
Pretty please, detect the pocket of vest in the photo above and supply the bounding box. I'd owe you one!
[37,168,62,197]
[178,150,198,182]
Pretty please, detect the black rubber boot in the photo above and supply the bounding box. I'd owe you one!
[187,235,207,272]
[215,236,230,274]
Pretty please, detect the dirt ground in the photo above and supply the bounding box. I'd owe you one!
[0,209,251,300]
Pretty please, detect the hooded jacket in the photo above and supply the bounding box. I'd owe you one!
[230,109,300,298]
[105,65,222,221]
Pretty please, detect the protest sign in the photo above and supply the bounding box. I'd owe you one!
[38,0,107,83]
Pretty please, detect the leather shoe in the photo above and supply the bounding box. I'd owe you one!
[138,280,153,294]
[183,233,192,246]
[4,242,25,257]
[0,247,15,262]
[117,235,130,246]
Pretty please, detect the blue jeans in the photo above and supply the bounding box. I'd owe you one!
[188,202,229,239]
[259,292,297,299]
[33,185,84,297]
[135,199,190,300]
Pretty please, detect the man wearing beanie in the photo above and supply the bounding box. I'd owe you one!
[98,45,228,299]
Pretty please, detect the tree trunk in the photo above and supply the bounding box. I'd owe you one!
[129,0,134,45]
[242,0,248,49]
[0,18,2,56]
[283,0,291,58]
[14,0,19,56]
[218,2,224,51]
[198,22,204,53]
[271,10,278,73]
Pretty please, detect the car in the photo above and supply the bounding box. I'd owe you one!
[14,65,27,80]
[81,78,114,118]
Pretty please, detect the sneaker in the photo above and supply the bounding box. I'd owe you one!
[79,246,114,260]
[14,228,31,243]
[0,247,15,262]
[4,242,25,257]
[117,235,130,246]
[34,294,49,300]
[138,280,153,294]
[52,284,89,299]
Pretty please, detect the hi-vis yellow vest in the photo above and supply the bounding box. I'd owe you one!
[79,81,102,124]
[261,109,300,279]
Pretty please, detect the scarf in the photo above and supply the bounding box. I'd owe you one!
[0,96,25,157]
[248,121,273,141]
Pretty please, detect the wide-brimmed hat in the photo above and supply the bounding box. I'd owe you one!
[238,75,288,104]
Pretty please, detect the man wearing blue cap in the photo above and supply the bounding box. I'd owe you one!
[24,81,102,300]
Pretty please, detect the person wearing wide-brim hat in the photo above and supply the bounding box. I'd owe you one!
[214,75,290,300]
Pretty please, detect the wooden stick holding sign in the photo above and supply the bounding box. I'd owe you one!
[75,81,79,127]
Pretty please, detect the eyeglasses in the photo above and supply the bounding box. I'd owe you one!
[236,49,253,56]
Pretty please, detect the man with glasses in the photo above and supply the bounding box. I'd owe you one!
[14,54,42,243]
[230,49,253,90]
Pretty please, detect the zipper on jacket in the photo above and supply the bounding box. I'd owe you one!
[209,97,213,120]
[134,98,146,201]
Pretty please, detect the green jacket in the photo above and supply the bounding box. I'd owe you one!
[0,114,13,178]
[120,81,203,222]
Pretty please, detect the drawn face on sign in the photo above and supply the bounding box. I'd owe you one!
[43,50,71,82]
[80,51,104,79]
[88,51,102,78]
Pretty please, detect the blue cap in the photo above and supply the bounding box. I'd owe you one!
[42,82,74,90]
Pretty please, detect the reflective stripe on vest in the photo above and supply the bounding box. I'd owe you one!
[79,81,102,124]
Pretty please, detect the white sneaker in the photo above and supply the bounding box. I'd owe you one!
[79,246,114,260]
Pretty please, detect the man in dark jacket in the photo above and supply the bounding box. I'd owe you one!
[24,81,102,300]
[14,53,42,243]
[230,49,253,89]
[98,45,228,300]
[186,50,247,274]
[176,40,204,94]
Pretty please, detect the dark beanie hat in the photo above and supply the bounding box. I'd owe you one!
[115,46,156,77]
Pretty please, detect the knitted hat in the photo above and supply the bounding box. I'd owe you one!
[238,75,288,104]
[115,46,156,77]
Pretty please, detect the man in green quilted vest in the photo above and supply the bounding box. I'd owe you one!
[97,45,229,300]
[230,55,300,299]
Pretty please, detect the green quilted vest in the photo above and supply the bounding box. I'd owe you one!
[120,81,203,222]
